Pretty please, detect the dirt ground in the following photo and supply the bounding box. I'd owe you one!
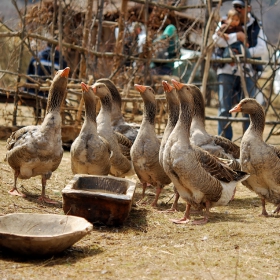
[0,103,280,280]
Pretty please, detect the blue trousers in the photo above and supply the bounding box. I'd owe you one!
[217,73,255,140]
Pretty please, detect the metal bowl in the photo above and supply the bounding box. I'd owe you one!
[0,213,93,256]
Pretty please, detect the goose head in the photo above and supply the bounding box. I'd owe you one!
[171,79,194,107]
[229,98,264,115]
[162,80,179,105]
[46,67,70,113]
[187,84,205,122]
[134,84,156,124]
[134,84,156,104]
[81,82,97,121]
[230,98,265,134]
[91,82,112,111]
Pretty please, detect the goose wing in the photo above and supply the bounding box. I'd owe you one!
[194,146,243,183]
[212,135,240,159]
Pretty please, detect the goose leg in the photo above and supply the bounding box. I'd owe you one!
[38,175,58,204]
[151,186,162,208]
[137,182,148,205]
[161,187,180,212]
[192,201,210,225]
[273,204,280,215]
[259,198,269,217]
[170,203,191,224]
[169,187,180,212]
[8,170,26,197]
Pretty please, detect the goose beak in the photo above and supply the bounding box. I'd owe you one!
[162,81,173,92]
[229,103,242,113]
[61,67,70,78]
[134,84,146,93]
[81,82,89,92]
[91,85,97,94]
[171,79,183,90]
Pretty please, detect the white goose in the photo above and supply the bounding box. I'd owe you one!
[5,67,70,203]
[163,80,249,224]
[230,98,280,216]
[70,82,111,175]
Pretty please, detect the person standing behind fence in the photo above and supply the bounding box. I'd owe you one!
[26,42,67,97]
[212,0,267,140]
[219,9,251,72]
[150,24,179,76]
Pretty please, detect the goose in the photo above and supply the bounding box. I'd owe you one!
[5,67,70,203]
[96,78,138,142]
[230,98,280,216]
[91,82,134,177]
[163,80,249,224]
[187,84,240,169]
[70,82,111,175]
[131,84,171,207]
[159,80,180,211]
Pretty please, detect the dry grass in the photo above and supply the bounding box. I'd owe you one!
[0,104,280,280]
[1,151,280,279]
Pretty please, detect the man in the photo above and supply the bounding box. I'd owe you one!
[212,0,267,140]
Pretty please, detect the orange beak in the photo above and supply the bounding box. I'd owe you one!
[91,85,97,94]
[162,81,173,93]
[171,79,183,90]
[134,84,146,93]
[61,67,70,78]
[229,103,242,113]
[81,82,88,92]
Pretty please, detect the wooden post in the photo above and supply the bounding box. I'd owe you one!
[79,0,94,79]
[200,0,212,100]
[94,0,105,69]
[12,0,27,126]
[114,0,128,71]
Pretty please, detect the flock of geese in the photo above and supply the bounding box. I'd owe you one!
[4,67,280,225]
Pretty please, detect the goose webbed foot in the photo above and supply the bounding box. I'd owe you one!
[170,203,191,224]
[191,217,209,225]
[38,196,59,204]
[170,217,191,224]
[192,201,210,225]
[8,188,26,197]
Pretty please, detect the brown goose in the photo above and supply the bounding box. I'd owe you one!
[163,82,249,224]
[5,67,70,203]
[131,84,171,207]
[230,98,280,216]
[186,83,240,169]
[92,82,134,177]
[96,78,138,142]
[159,81,180,211]
[70,82,111,175]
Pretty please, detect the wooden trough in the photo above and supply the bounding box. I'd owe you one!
[62,175,136,226]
